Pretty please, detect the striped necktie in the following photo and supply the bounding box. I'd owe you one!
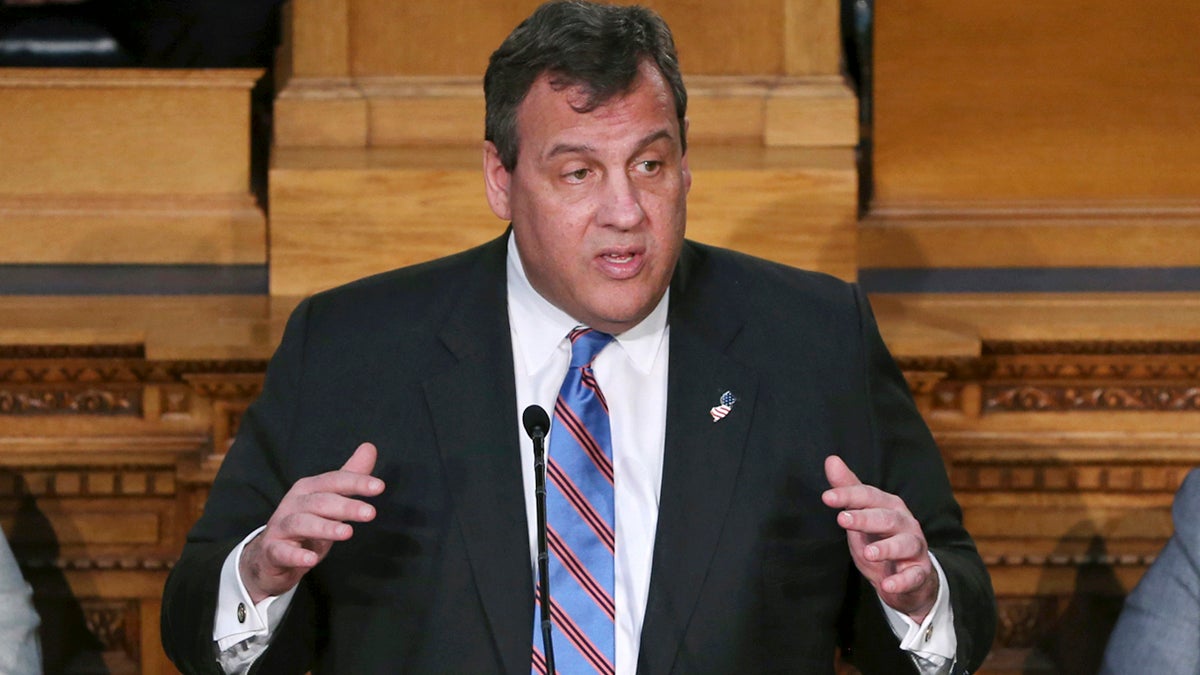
[532,327,616,675]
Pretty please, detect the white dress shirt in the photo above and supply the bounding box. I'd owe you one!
[213,233,958,674]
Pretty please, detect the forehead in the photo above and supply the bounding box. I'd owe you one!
[514,62,679,158]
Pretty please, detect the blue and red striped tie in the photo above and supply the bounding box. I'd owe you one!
[532,327,616,675]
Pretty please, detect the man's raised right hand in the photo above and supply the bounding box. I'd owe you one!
[239,442,384,603]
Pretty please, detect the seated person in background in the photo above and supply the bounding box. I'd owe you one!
[0,526,42,675]
[161,2,996,673]
[1101,469,1200,674]
[0,0,282,67]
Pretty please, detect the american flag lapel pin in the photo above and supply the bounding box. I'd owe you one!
[709,390,737,422]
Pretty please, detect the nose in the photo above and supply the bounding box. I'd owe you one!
[597,173,645,229]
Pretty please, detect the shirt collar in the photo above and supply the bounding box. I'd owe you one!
[507,232,669,375]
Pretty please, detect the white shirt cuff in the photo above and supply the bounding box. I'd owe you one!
[880,552,957,671]
[214,526,298,652]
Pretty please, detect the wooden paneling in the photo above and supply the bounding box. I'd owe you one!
[274,0,852,147]
[274,81,369,147]
[783,0,841,75]
[342,0,839,77]
[873,0,1200,208]
[348,0,531,77]
[867,0,1200,271]
[269,146,857,296]
[685,147,858,280]
[762,78,857,146]
[274,75,856,149]
[279,0,351,79]
[268,147,501,296]
[647,0,785,76]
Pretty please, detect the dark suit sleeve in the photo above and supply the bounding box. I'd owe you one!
[1101,469,1200,674]
[843,284,996,674]
[161,298,320,675]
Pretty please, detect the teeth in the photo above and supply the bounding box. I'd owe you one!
[605,253,633,262]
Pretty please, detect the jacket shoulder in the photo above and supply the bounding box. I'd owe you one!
[676,240,864,327]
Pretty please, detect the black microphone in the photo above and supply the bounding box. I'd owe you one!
[522,405,555,672]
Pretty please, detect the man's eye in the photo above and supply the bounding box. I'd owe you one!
[637,160,662,174]
[565,168,590,181]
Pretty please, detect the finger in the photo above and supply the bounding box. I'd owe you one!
[297,492,377,523]
[295,468,384,498]
[835,506,910,536]
[861,533,925,564]
[824,482,894,510]
[880,563,931,595]
[262,538,321,569]
[824,455,861,489]
[342,442,378,475]
[277,511,357,543]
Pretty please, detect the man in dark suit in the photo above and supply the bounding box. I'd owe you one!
[162,2,995,673]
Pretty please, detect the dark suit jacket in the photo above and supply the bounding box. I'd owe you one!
[1101,468,1200,674]
[162,235,995,674]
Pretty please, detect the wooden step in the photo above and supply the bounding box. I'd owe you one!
[0,194,265,265]
[0,68,267,265]
[859,206,1200,269]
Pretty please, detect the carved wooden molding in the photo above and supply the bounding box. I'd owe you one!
[0,344,145,359]
[0,387,141,416]
[995,597,1059,648]
[0,467,176,497]
[0,345,267,419]
[898,340,1200,414]
[20,557,173,571]
[949,462,1194,493]
[82,600,133,654]
[984,385,1200,412]
[983,553,1157,567]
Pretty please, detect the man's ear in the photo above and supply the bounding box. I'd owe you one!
[482,141,512,221]
[681,117,692,194]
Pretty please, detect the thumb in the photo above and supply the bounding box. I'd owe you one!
[824,455,862,489]
[341,442,378,476]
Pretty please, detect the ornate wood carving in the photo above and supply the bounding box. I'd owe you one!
[898,340,1200,415]
[0,343,266,673]
[81,599,135,654]
[0,386,141,415]
[0,345,266,437]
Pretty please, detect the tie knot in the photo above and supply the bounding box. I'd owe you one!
[567,327,613,368]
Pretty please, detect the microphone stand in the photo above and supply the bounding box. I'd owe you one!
[524,406,555,673]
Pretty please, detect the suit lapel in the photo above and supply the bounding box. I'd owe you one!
[638,243,758,674]
[421,236,531,675]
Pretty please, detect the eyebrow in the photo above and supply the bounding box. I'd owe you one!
[543,128,677,161]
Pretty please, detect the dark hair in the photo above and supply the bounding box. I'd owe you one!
[484,0,688,171]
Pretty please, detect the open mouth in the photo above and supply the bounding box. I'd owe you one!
[596,249,643,279]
